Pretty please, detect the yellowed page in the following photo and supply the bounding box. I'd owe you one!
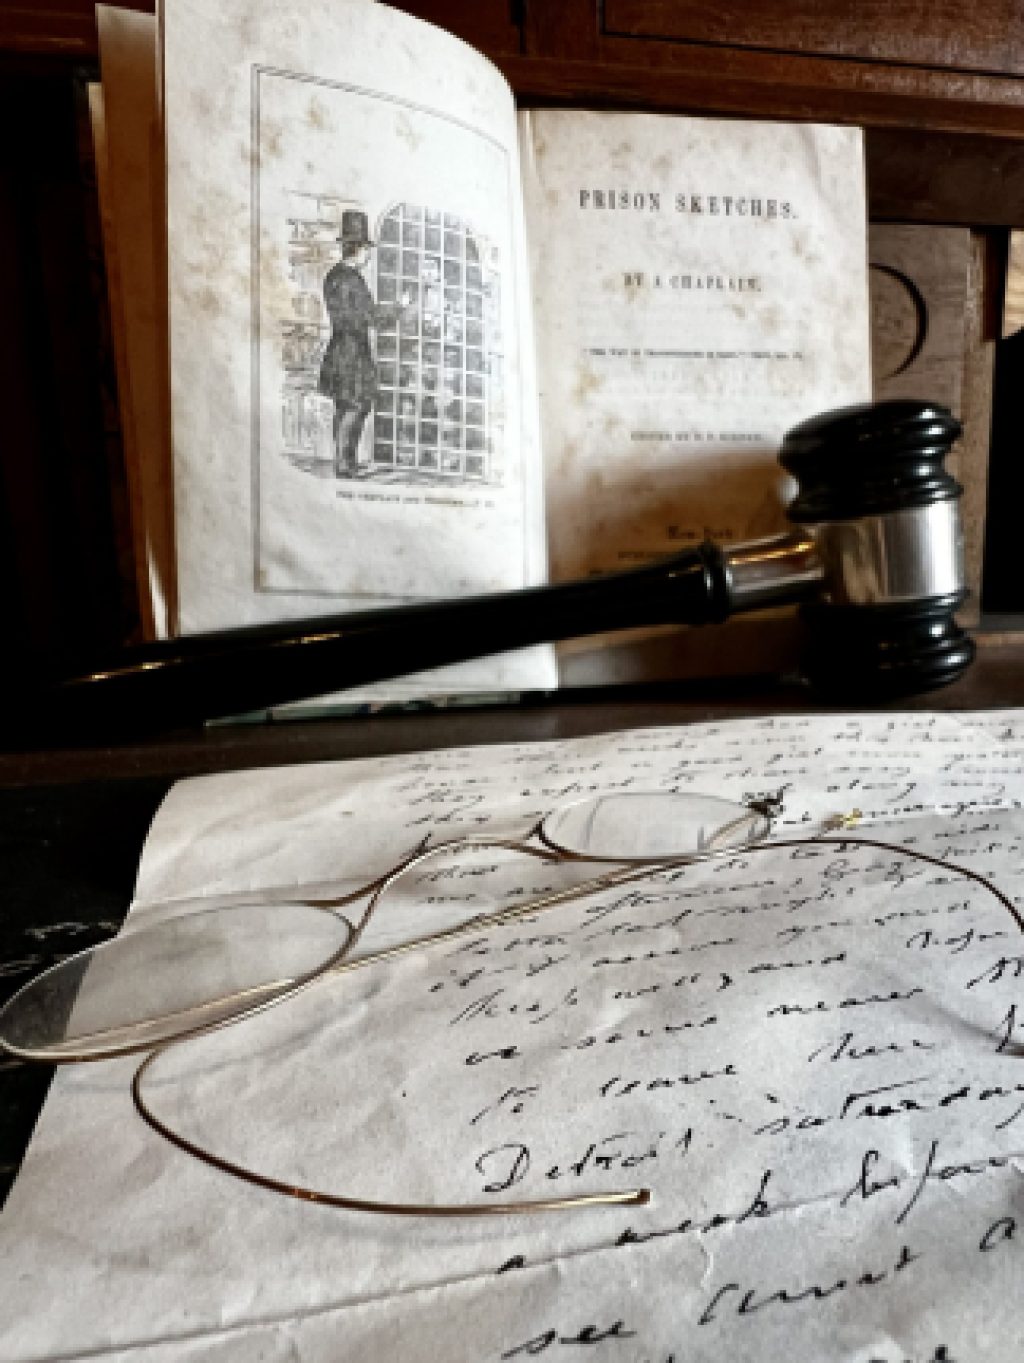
[521,111,871,683]
[523,110,870,578]
[97,7,174,638]
[160,0,553,696]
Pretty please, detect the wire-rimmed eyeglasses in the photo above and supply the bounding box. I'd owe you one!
[2,788,1020,1220]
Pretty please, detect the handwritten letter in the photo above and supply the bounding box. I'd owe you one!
[2,713,1023,1361]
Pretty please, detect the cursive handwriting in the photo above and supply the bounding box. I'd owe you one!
[698,1244,921,1325]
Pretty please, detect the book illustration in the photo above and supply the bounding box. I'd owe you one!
[157,0,866,662]
[282,198,502,486]
[246,64,533,616]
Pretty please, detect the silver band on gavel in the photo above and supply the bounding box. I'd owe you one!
[721,499,966,612]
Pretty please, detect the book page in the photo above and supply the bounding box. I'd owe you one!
[162,0,553,694]
[4,713,1024,1361]
[522,110,870,579]
[96,7,174,639]
[521,112,870,682]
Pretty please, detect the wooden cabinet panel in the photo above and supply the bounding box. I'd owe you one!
[0,2,521,61]
[509,2,1024,142]
[866,128,1024,226]
[383,1,521,54]
[523,0,599,58]
[498,45,1024,139]
[0,1,152,59]
[605,1,1024,77]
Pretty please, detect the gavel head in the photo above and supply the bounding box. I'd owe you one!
[779,399,974,697]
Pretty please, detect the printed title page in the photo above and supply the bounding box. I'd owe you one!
[521,111,871,583]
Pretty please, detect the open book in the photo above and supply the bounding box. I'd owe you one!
[93,0,870,705]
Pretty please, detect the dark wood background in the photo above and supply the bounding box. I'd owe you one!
[4,0,1024,667]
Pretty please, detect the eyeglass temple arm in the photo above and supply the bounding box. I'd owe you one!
[10,534,819,741]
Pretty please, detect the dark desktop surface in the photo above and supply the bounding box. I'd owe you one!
[0,777,167,1202]
[0,780,167,950]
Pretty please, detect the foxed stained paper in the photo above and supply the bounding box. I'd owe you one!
[163,0,552,692]
[4,713,1024,1360]
[521,111,871,584]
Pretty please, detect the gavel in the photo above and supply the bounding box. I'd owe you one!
[12,399,973,740]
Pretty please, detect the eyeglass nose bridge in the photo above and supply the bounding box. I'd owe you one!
[0,790,775,1067]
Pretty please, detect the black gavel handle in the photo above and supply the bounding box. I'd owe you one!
[22,540,766,740]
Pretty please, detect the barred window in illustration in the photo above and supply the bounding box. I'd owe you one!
[373,204,500,481]
[281,198,501,486]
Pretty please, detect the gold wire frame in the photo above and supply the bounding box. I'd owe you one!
[0,797,771,1067]
[0,914,361,1066]
[130,827,1024,1220]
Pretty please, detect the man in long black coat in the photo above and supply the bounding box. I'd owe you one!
[318,209,404,476]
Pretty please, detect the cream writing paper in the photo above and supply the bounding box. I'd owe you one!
[4,712,1023,1361]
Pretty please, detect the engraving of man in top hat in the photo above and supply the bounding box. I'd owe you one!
[318,208,409,476]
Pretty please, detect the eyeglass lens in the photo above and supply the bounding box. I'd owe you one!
[0,791,767,1063]
[539,791,770,859]
[0,904,353,1062]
